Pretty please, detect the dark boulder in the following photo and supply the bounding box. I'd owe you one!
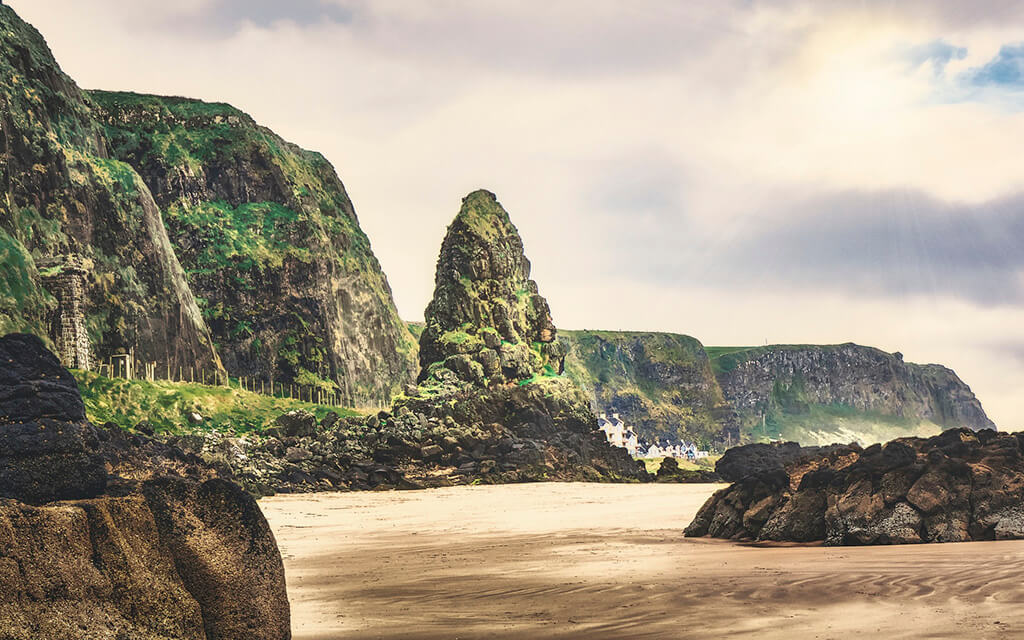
[0,334,106,504]
[271,410,318,438]
[0,333,292,637]
[716,440,858,483]
[142,477,291,640]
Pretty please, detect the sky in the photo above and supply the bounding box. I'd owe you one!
[7,0,1024,428]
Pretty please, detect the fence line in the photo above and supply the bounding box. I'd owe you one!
[94,354,357,409]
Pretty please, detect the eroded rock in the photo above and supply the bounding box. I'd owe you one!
[686,428,1024,546]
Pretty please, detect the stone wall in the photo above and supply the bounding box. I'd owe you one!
[39,255,90,370]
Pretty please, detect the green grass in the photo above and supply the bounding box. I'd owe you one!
[165,200,311,280]
[640,455,719,474]
[73,370,362,435]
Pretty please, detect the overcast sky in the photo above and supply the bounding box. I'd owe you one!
[8,0,1024,428]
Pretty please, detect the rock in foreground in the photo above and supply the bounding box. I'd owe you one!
[0,334,290,639]
[686,428,1024,545]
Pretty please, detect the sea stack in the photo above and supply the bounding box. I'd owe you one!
[418,189,564,385]
[397,190,648,482]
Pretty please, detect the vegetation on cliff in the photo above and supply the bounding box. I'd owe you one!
[560,329,735,448]
[90,90,417,407]
[707,343,993,445]
[0,5,221,372]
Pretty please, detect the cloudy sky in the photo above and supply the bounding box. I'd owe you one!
[8,0,1024,428]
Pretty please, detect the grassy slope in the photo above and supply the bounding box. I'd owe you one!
[74,371,361,435]
[641,456,719,474]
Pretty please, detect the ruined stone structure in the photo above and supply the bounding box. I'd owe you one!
[39,255,91,370]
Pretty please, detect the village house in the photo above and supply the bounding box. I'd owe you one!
[597,412,709,460]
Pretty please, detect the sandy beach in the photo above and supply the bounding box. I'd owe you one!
[262,483,1024,639]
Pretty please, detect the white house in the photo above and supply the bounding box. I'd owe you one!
[598,413,642,456]
[598,412,710,459]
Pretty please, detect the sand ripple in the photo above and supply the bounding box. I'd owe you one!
[263,484,1024,639]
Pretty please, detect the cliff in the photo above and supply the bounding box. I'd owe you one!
[0,3,415,406]
[560,329,736,447]
[0,4,221,374]
[708,343,994,445]
[90,91,417,406]
[549,332,993,448]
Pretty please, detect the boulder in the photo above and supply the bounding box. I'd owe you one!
[142,477,291,639]
[273,410,318,438]
[0,334,106,504]
[321,411,340,430]
[284,447,312,463]
[421,444,443,459]
[0,332,291,638]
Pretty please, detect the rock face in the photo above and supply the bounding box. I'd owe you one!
[551,335,992,449]
[0,5,222,375]
[710,344,994,443]
[396,191,648,482]
[91,91,417,406]
[0,3,414,407]
[561,330,737,446]
[418,190,563,385]
[0,334,290,638]
[685,428,1024,545]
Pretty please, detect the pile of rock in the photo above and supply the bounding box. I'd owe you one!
[166,391,646,496]
[0,334,290,639]
[686,428,1024,545]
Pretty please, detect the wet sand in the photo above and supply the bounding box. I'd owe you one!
[262,483,1024,639]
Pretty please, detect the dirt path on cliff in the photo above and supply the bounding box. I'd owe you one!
[262,483,1024,639]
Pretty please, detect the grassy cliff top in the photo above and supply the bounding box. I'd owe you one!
[704,343,887,374]
[452,189,516,242]
[562,329,709,363]
[89,90,248,122]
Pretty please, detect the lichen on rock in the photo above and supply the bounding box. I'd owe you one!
[418,189,563,386]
